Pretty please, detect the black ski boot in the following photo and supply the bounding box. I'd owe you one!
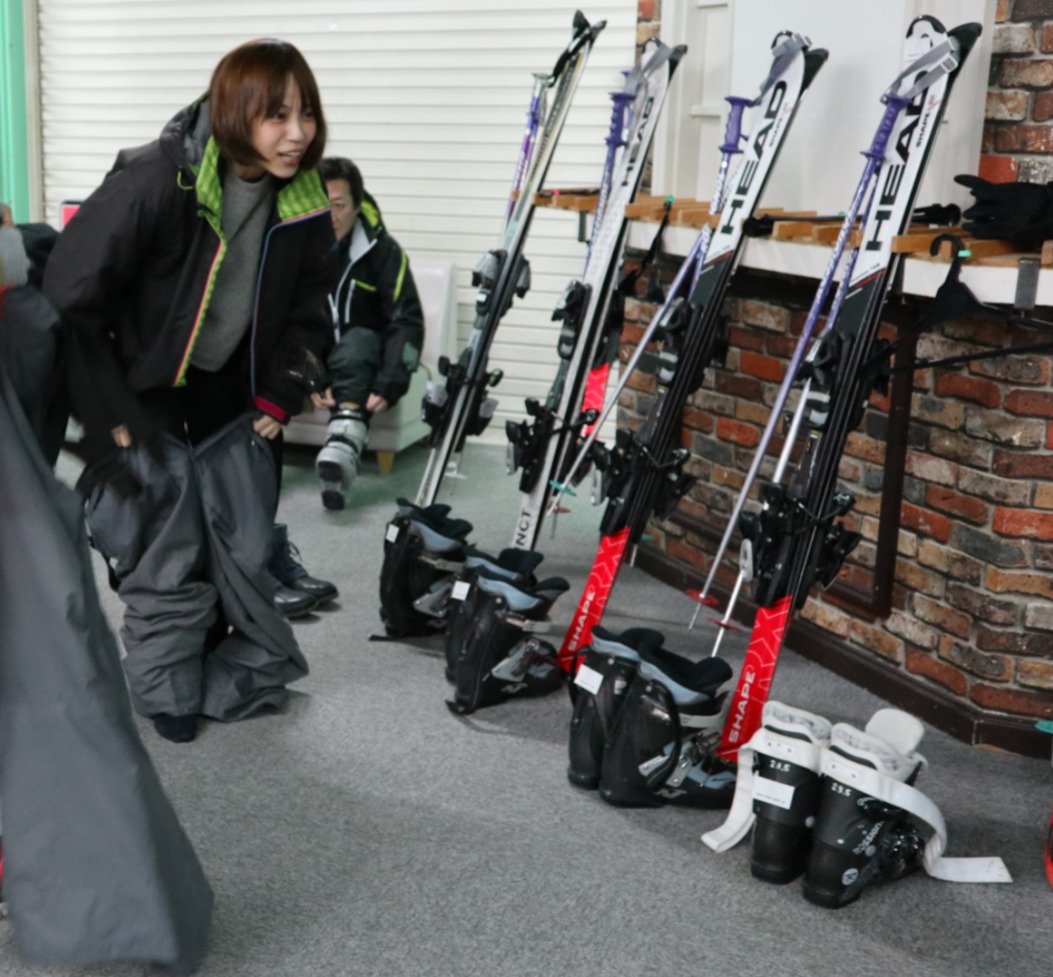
[748,702,831,884]
[567,625,667,789]
[802,709,927,908]
[598,643,733,808]
[443,546,546,682]
[379,498,473,637]
[446,568,569,715]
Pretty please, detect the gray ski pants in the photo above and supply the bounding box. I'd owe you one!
[85,413,307,720]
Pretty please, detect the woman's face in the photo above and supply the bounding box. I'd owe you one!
[234,75,317,181]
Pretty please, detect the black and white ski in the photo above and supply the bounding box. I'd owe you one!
[556,32,827,667]
[415,12,605,508]
[505,38,686,552]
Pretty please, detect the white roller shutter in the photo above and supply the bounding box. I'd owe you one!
[36,0,638,443]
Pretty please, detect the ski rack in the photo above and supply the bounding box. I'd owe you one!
[414,11,605,508]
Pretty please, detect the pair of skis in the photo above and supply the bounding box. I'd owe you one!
[707,15,980,765]
[415,11,605,508]
[506,38,686,552]
[556,31,828,667]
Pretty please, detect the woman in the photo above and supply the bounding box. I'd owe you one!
[45,38,337,743]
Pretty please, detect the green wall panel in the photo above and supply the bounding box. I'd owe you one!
[0,0,29,220]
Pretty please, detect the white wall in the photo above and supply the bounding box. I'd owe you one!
[653,0,996,227]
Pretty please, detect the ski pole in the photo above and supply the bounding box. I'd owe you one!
[504,75,548,226]
[689,32,964,625]
[587,89,636,269]
[545,94,752,516]
[688,92,912,629]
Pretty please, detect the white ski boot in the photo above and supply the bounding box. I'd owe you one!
[316,406,369,510]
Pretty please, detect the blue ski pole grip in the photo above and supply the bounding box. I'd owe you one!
[721,97,750,154]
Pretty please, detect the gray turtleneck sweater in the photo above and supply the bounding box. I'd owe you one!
[190,169,274,371]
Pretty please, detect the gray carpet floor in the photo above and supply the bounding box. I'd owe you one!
[3,441,1052,977]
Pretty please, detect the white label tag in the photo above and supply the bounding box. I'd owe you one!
[452,580,471,601]
[385,523,400,543]
[752,777,795,811]
[574,663,604,695]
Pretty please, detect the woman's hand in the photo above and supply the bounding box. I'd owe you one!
[366,393,390,413]
[253,414,283,439]
[311,387,336,410]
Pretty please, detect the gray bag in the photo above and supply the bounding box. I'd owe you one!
[0,367,213,973]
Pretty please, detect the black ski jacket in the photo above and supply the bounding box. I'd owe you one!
[44,97,337,457]
[330,195,423,406]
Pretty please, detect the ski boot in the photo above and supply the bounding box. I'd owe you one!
[443,546,546,682]
[748,702,832,883]
[379,498,473,637]
[269,523,338,613]
[567,625,668,789]
[802,708,928,908]
[316,404,369,510]
[446,567,569,715]
[598,641,734,808]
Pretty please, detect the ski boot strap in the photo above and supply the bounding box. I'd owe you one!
[702,701,830,854]
[819,740,1011,885]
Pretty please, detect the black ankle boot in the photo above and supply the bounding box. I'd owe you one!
[152,713,199,743]
[269,523,338,605]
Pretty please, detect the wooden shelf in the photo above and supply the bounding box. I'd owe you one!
[536,188,1053,301]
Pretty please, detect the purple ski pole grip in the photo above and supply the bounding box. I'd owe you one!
[865,93,910,163]
[721,97,751,154]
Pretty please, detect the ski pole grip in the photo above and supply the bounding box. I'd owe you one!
[866,95,908,163]
[721,97,751,154]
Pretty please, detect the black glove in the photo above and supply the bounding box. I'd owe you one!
[955,174,1053,241]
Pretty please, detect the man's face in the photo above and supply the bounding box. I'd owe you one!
[326,179,359,243]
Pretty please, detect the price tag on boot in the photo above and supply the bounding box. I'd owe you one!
[385,523,401,543]
[452,580,471,601]
[752,777,795,811]
[573,663,604,695]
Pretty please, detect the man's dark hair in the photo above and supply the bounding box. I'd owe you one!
[320,157,364,209]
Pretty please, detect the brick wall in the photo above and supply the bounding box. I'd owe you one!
[620,2,1053,748]
[983,0,1053,182]
[637,0,659,48]
[622,271,1053,736]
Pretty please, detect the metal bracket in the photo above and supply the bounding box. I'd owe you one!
[1015,256,1041,311]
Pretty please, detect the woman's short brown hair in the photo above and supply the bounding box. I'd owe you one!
[209,38,327,173]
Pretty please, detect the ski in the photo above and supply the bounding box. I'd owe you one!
[557,32,827,668]
[506,38,686,552]
[711,17,981,766]
[415,11,606,507]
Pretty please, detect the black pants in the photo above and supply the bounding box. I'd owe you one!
[327,326,385,405]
